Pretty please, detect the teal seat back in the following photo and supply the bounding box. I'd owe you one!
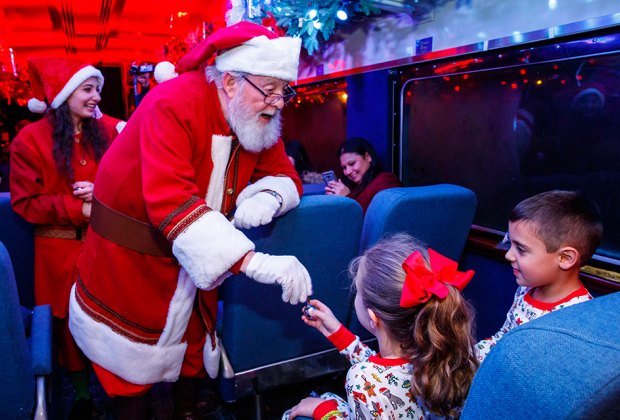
[462,292,620,419]
[219,195,363,399]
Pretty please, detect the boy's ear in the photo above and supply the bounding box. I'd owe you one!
[558,246,579,270]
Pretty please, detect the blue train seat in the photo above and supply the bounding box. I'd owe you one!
[302,183,326,196]
[218,195,363,407]
[349,184,477,339]
[0,241,52,419]
[359,184,477,258]
[462,291,620,419]
[0,193,35,309]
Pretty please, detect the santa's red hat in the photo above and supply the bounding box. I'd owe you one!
[175,21,301,81]
[27,57,104,113]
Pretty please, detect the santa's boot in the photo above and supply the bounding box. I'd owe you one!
[172,377,200,420]
[112,394,150,420]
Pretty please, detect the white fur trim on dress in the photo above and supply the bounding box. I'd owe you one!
[235,175,300,217]
[216,36,301,82]
[172,210,254,289]
[205,135,233,212]
[69,283,191,384]
[51,65,104,109]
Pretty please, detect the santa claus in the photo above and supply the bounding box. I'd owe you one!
[68,21,312,418]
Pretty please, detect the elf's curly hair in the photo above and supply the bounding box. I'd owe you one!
[48,102,110,181]
[349,233,478,418]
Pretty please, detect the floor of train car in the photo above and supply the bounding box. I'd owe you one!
[55,367,347,419]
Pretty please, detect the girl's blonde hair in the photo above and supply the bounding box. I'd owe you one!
[349,233,478,417]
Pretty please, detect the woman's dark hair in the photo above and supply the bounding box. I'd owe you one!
[284,140,314,175]
[337,137,382,193]
[48,102,110,181]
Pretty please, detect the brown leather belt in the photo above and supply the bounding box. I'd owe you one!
[34,226,87,241]
[90,197,174,258]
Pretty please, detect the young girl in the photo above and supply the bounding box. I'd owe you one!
[10,57,123,418]
[285,233,479,419]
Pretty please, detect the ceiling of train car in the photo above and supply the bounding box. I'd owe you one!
[0,0,227,66]
[0,0,435,69]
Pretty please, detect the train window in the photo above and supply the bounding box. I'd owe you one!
[396,32,620,263]
[282,79,347,173]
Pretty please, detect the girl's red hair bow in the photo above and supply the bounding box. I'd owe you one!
[400,249,474,308]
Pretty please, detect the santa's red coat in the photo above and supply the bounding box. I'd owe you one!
[69,70,302,385]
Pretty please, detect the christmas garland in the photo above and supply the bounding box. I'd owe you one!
[249,0,380,55]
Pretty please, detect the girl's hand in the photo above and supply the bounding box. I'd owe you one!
[325,179,350,196]
[73,181,94,202]
[302,298,341,337]
[288,397,324,419]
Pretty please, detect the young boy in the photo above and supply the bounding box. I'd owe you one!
[476,190,603,362]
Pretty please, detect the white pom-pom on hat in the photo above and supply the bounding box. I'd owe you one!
[154,61,178,83]
[28,98,48,113]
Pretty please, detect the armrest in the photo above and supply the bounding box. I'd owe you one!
[30,304,52,376]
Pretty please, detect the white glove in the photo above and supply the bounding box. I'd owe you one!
[245,252,313,305]
[234,192,280,229]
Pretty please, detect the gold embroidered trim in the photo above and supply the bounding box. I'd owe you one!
[168,204,211,241]
[159,196,200,232]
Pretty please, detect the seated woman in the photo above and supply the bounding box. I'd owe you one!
[326,137,401,212]
[285,140,323,184]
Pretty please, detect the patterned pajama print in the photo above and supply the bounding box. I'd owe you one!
[283,326,432,419]
[476,285,592,362]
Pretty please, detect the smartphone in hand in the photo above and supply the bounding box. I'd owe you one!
[321,170,337,184]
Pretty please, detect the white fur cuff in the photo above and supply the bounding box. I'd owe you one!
[172,210,254,289]
[235,176,300,217]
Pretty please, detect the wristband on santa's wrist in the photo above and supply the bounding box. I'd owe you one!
[262,189,283,209]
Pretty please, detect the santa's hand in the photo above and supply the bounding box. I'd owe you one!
[234,192,280,229]
[245,252,313,304]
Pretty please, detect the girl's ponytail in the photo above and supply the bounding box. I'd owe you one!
[410,286,478,418]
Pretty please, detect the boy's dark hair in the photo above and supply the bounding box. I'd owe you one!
[509,190,603,265]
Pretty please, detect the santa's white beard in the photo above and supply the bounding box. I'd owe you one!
[226,93,282,153]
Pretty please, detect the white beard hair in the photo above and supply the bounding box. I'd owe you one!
[226,86,282,153]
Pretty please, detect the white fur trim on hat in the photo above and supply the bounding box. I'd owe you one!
[171,210,255,289]
[50,65,104,109]
[236,175,300,217]
[154,61,178,83]
[216,35,301,81]
[28,98,47,113]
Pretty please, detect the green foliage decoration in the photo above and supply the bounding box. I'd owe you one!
[250,0,381,55]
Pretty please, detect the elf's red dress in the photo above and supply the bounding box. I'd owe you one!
[10,114,122,369]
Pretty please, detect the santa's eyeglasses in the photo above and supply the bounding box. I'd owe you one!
[242,76,296,105]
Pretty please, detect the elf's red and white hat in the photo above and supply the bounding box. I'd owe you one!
[27,57,104,113]
[175,21,301,81]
